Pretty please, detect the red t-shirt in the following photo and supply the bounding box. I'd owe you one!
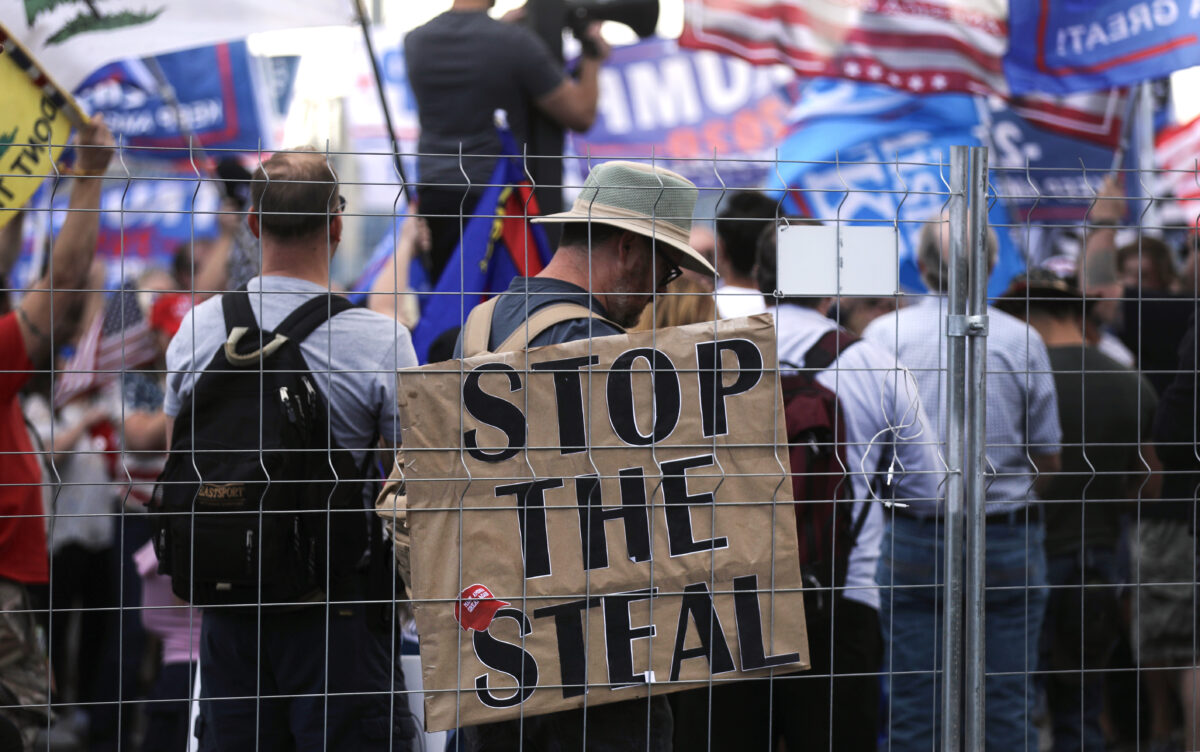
[0,312,48,584]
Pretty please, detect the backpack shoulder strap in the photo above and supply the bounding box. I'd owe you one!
[461,297,501,358]
[803,327,859,371]
[274,294,356,343]
[220,283,254,335]
[493,303,619,354]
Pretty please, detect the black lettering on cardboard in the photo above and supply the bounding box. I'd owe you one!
[495,478,563,579]
[670,582,736,681]
[733,574,800,670]
[696,339,764,437]
[533,596,602,699]
[40,97,57,120]
[473,607,539,708]
[0,180,14,202]
[602,588,658,687]
[575,468,652,571]
[605,347,681,446]
[463,362,526,462]
[532,355,598,454]
[660,454,729,557]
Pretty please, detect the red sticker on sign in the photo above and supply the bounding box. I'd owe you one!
[454,584,510,632]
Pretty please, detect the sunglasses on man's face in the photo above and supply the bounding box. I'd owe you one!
[337,195,347,213]
[657,251,682,289]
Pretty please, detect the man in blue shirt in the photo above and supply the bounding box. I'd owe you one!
[863,220,1062,751]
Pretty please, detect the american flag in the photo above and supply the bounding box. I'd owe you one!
[55,283,159,408]
[679,0,1127,146]
[680,0,1009,96]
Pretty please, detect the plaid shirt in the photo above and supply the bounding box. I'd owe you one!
[863,296,1061,513]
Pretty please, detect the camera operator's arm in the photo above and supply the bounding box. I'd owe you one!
[536,24,609,133]
[17,117,114,367]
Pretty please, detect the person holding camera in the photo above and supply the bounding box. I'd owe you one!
[406,0,609,283]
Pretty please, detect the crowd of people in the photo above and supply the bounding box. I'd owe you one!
[0,8,1198,752]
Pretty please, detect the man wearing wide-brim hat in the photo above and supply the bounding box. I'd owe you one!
[454,160,715,359]
[453,160,709,749]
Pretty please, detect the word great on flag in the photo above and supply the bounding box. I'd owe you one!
[1006,0,1200,95]
[399,316,808,732]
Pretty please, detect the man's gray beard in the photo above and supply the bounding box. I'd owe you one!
[606,262,652,328]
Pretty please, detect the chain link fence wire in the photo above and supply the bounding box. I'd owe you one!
[0,141,1196,752]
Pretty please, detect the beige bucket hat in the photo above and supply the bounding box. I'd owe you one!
[532,161,716,276]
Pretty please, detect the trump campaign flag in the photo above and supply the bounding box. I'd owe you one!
[680,0,1008,96]
[75,41,284,157]
[409,129,554,364]
[568,37,797,189]
[1006,0,1200,95]
[769,78,1025,296]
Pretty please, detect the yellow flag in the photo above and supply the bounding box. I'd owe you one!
[0,40,73,228]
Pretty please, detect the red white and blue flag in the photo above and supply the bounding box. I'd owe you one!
[55,283,159,408]
[680,0,1009,97]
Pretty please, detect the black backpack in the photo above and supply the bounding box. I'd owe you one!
[152,288,371,609]
[780,329,869,603]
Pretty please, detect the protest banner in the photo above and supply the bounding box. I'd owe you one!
[567,37,796,189]
[1006,0,1200,95]
[398,314,808,732]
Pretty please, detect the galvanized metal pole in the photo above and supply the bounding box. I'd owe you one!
[940,145,970,752]
[963,145,991,750]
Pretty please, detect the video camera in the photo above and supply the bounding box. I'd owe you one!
[564,0,660,55]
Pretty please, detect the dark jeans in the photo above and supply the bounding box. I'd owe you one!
[1042,547,1121,752]
[461,696,672,752]
[878,514,1048,752]
[51,514,149,752]
[670,594,882,751]
[140,661,196,752]
[198,601,416,752]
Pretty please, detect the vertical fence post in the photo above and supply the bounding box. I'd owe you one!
[963,145,991,749]
[941,145,970,752]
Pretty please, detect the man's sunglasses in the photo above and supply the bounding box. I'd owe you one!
[657,251,682,288]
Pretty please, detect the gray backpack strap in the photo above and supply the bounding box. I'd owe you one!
[461,297,502,358]
[493,303,620,354]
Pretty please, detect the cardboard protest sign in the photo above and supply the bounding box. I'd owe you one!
[398,314,808,732]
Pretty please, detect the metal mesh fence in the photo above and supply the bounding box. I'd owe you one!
[0,141,1197,752]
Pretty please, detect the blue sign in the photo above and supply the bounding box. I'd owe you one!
[76,41,270,157]
[568,37,796,189]
[769,78,1025,296]
[1006,0,1200,95]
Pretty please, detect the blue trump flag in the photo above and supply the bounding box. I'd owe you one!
[1006,0,1200,95]
[769,78,1025,297]
[408,132,553,363]
[76,41,282,157]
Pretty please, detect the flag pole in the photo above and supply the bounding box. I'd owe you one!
[352,0,414,205]
[1109,86,1141,173]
